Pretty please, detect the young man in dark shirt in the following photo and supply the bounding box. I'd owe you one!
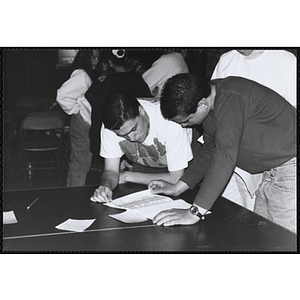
[149,74,296,233]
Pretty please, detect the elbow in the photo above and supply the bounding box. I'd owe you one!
[168,169,185,184]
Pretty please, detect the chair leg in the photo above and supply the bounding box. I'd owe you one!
[54,150,62,185]
[22,151,30,187]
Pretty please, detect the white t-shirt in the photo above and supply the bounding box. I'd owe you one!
[142,52,189,98]
[56,69,92,125]
[212,50,296,107]
[211,49,297,208]
[100,100,193,172]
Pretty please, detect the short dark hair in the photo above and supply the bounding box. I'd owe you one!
[102,91,140,130]
[160,73,211,119]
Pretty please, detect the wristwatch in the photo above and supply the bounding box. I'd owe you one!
[190,205,204,220]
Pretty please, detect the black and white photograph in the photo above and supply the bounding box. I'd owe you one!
[1,2,299,300]
[2,47,297,252]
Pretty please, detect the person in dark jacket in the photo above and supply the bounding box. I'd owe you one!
[149,74,296,233]
[85,49,152,155]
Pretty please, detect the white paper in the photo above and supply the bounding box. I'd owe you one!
[106,190,192,223]
[109,210,148,223]
[3,211,18,224]
[105,189,173,210]
[136,199,191,220]
[55,218,96,232]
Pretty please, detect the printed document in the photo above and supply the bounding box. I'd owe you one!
[107,190,191,223]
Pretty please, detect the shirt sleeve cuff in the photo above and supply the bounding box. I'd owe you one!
[192,203,208,215]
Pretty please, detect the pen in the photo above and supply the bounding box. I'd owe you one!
[27,197,39,210]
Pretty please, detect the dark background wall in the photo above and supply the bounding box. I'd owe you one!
[4,49,72,112]
[3,48,224,113]
[3,48,297,114]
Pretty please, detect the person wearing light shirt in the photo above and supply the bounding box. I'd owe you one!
[90,91,193,203]
[142,51,189,99]
[210,49,296,211]
[57,50,99,186]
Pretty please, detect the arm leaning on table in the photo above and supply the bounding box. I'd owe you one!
[120,116,193,185]
[148,180,204,226]
[120,168,184,185]
[91,157,120,203]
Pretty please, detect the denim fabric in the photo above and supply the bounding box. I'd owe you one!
[254,157,296,233]
[66,113,93,187]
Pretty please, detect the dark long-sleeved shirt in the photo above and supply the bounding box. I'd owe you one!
[180,76,296,210]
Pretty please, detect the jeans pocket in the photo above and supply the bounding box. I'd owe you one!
[271,167,296,193]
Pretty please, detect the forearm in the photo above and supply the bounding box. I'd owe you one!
[100,170,119,190]
[125,170,184,185]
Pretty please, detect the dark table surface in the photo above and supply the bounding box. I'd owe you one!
[2,183,297,252]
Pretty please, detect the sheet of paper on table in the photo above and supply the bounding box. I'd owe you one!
[55,218,96,232]
[3,211,18,224]
[107,189,191,223]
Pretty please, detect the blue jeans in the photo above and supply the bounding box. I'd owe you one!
[254,157,296,233]
[67,113,92,187]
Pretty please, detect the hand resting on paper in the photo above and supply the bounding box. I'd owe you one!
[153,208,200,226]
[90,185,113,203]
[149,180,200,226]
[148,180,189,196]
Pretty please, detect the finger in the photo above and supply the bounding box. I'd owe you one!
[149,188,160,194]
[160,219,178,227]
[155,214,178,226]
[103,189,113,202]
[149,182,163,193]
[153,209,176,224]
[99,191,110,203]
[148,181,157,189]
[94,188,102,198]
[155,210,181,226]
[91,194,106,202]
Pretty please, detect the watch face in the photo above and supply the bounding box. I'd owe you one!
[190,206,198,215]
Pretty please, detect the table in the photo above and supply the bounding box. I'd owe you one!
[2,184,297,252]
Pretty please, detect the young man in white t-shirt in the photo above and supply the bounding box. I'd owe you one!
[91,91,193,202]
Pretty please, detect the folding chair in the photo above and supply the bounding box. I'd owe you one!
[19,112,65,187]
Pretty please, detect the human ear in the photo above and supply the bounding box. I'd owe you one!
[139,105,146,115]
[197,99,209,110]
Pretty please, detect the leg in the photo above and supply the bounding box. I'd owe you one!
[255,158,296,233]
[67,113,93,187]
[254,171,272,221]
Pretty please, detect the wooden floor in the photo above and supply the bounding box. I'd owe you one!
[3,133,104,191]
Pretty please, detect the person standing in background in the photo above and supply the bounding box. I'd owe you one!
[85,49,152,156]
[210,49,297,210]
[56,50,99,186]
[142,50,189,99]
[212,50,296,107]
